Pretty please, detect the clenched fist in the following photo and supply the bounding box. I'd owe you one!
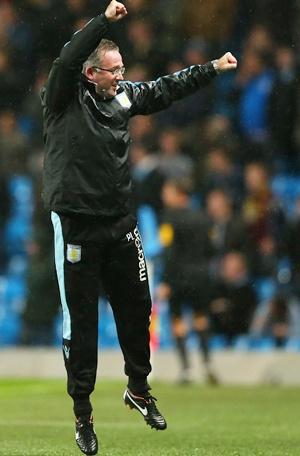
[214,52,238,73]
[105,0,128,22]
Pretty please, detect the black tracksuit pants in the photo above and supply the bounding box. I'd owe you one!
[51,211,152,417]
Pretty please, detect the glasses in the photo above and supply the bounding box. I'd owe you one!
[92,66,125,76]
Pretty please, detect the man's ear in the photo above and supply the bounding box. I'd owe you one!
[85,66,95,81]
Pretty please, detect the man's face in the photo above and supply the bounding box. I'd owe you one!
[89,50,124,98]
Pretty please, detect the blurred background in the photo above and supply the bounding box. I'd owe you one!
[1,0,300,383]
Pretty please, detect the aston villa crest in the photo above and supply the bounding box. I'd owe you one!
[67,244,82,263]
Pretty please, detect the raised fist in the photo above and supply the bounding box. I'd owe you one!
[105,0,128,22]
[215,52,238,73]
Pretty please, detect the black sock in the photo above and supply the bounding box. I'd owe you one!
[195,329,210,364]
[175,336,189,370]
[127,379,151,395]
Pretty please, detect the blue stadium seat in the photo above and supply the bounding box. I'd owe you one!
[53,311,63,347]
[253,278,276,302]
[0,269,27,346]
[156,301,172,350]
[285,337,300,352]
[4,176,33,258]
[272,175,300,217]
[209,335,227,350]
[232,335,251,350]
[137,205,162,259]
[249,336,276,351]
[0,312,21,345]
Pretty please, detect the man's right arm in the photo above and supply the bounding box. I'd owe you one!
[43,14,109,113]
[127,53,237,116]
[43,1,127,112]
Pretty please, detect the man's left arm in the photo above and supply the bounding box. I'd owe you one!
[128,52,237,116]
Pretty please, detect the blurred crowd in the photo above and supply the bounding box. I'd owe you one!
[1,0,300,358]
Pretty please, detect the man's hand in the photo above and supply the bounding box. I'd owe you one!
[105,0,128,22]
[213,52,237,73]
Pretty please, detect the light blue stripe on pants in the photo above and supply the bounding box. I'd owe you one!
[51,211,71,340]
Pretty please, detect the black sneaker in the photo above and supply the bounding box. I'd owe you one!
[123,389,167,430]
[75,415,98,455]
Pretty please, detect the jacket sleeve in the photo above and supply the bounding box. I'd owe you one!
[128,63,217,116]
[43,14,109,113]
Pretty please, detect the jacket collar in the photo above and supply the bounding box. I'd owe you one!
[80,74,124,101]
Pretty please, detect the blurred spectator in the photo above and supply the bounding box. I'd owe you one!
[156,128,193,180]
[152,0,183,30]
[0,48,23,110]
[150,0,182,56]
[269,46,299,169]
[235,46,275,157]
[156,39,214,128]
[20,217,60,345]
[254,235,280,278]
[187,115,238,162]
[182,0,238,46]
[0,109,30,177]
[251,1,297,46]
[125,18,164,76]
[20,149,60,345]
[205,189,252,280]
[125,0,151,14]
[284,198,300,298]
[129,115,156,150]
[210,251,257,345]
[130,142,165,217]
[0,2,34,67]
[242,162,285,249]
[125,63,150,82]
[42,0,99,58]
[250,295,290,348]
[20,65,49,147]
[157,178,216,384]
[202,115,237,147]
[244,24,274,54]
[196,144,243,205]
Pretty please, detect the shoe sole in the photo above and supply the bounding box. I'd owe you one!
[75,440,98,456]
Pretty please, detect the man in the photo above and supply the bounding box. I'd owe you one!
[210,251,257,345]
[41,1,237,454]
[157,178,216,385]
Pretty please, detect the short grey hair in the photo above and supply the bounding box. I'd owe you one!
[83,39,119,72]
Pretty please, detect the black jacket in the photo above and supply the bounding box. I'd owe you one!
[41,14,217,217]
[161,208,212,290]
